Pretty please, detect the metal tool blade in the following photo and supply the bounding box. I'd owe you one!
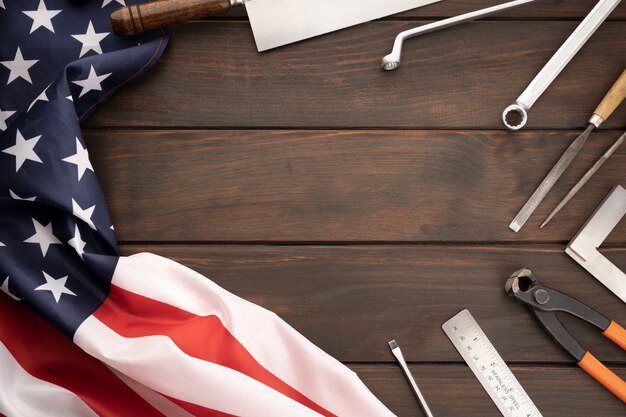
[245,0,441,52]
[541,130,626,228]
[509,124,594,232]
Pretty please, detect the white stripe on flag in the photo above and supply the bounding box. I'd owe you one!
[0,342,98,417]
[111,253,396,417]
[107,366,196,417]
[74,316,326,417]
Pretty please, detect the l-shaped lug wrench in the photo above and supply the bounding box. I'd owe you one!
[503,0,621,130]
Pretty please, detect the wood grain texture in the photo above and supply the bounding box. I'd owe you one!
[119,244,626,363]
[395,0,626,19]
[87,21,626,129]
[214,0,626,20]
[86,129,626,242]
[353,364,626,417]
[90,4,626,414]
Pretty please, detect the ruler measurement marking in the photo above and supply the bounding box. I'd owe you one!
[442,310,542,417]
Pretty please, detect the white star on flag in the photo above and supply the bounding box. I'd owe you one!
[71,21,109,58]
[1,47,39,85]
[23,218,62,257]
[35,272,77,303]
[102,0,125,7]
[63,137,94,181]
[71,198,96,230]
[2,129,43,172]
[28,83,52,112]
[9,189,37,201]
[0,1,5,10]
[72,65,111,98]
[22,0,61,34]
[0,107,16,131]
[1,277,20,301]
[68,224,87,259]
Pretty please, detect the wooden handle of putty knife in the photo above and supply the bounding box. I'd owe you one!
[591,68,626,127]
[110,0,240,36]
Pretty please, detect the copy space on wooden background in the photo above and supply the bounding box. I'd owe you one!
[87,1,626,415]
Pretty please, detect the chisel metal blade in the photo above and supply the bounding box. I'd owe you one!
[541,130,626,228]
[245,0,441,51]
[509,124,594,232]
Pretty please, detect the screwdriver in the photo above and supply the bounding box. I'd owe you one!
[509,68,626,232]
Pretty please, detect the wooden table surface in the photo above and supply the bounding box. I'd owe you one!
[87,1,625,415]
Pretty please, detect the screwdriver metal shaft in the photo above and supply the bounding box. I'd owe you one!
[388,340,434,417]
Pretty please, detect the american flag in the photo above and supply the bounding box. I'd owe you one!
[0,1,396,416]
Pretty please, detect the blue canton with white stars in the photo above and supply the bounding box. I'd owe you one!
[0,0,169,337]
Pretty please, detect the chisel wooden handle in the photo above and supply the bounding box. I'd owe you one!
[110,0,242,36]
[591,68,626,127]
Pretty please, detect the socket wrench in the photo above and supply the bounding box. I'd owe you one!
[503,0,621,130]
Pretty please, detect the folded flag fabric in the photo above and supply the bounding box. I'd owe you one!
[0,1,396,416]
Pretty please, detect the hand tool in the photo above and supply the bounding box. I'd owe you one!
[542,129,626,228]
[109,0,440,51]
[505,269,626,402]
[502,0,621,130]
[381,0,542,71]
[442,310,542,417]
[566,185,626,303]
[388,339,435,417]
[509,68,626,232]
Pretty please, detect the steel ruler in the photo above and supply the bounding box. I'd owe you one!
[442,310,542,417]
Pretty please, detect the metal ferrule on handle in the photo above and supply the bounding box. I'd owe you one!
[381,0,541,71]
[502,0,622,130]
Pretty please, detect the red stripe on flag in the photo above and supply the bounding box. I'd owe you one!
[94,284,338,417]
[0,294,165,417]
[166,395,238,417]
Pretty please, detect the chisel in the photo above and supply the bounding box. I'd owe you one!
[109,0,440,52]
[541,129,626,228]
[509,68,626,232]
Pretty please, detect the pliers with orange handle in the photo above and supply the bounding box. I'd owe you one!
[505,268,626,403]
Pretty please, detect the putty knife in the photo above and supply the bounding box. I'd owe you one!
[110,0,441,51]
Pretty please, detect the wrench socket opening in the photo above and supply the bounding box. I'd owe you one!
[504,108,526,129]
[502,103,528,130]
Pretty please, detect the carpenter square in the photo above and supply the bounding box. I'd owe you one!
[110,0,441,51]
[566,185,626,303]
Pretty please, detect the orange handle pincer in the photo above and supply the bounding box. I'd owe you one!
[578,352,626,403]
[603,321,626,351]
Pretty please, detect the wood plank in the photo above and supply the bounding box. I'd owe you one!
[382,0,626,19]
[353,364,626,417]
[86,21,626,129]
[119,244,626,363]
[87,129,626,242]
[215,0,626,19]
